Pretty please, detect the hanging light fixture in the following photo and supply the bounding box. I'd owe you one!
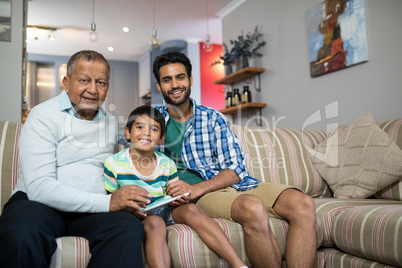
[203,0,213,52]
[149,0,160,48]
[48,31,55,42]
[89,0,99,42]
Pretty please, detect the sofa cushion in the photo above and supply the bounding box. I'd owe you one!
[231,125,332,197]
[50,237,91,268]
[167,219,252,267]
[332,205,402,267]
[166,217,322,267]
[0,121,21,213]
[375,119,402,201]
[314,198,402,247]
[318,248,392,268]
[306,113,402,199]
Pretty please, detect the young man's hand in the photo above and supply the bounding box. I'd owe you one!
[166,180,201,199]
[109,185,152,214]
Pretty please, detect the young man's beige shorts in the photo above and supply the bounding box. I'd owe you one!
[195,182,296,220]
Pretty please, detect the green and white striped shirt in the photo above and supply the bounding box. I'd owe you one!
[103,149,178,204]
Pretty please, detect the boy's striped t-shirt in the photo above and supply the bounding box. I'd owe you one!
[103,148,179,204]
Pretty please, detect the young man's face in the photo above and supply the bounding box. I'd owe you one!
[125,114,165,154]
[156,63,192,106]
[62,59,109,120]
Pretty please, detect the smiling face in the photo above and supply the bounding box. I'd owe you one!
[125,114,165,155]
[62,59,109,120]
[156,63,192,106]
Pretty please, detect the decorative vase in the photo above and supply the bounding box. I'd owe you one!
[242,55,249,68]
[225,64,233,76]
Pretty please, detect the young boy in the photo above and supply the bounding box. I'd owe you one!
[103,106,247,268]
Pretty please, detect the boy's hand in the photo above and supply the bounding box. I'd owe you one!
[109,185,152,214]
[170,191,191,206]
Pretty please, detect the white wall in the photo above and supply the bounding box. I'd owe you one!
[221,0,402,129]
[0,0,25,122]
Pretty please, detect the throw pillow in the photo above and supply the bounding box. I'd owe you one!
[305,113,402,199]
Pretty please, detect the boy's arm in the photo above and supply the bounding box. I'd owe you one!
[103,157,152,212]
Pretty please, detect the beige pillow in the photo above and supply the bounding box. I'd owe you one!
[306,113,402,199]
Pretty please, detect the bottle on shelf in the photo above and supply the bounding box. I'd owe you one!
[241,85,251,103]
[232,88,240,106]
[225,92,233,108]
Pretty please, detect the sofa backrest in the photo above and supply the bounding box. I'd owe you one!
[231,125,333,198]
[373,120,402,200]
[231,119,402,201]
[0,121,22,214]
[1,119,401,215]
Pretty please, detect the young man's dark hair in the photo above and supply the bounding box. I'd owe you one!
[152,52,192,84]
[126,105,166,140]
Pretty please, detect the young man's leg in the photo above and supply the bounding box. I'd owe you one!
[272,188,317,268]
[196,190,281,268]
[0,191,66,268]
[67,211,145,268]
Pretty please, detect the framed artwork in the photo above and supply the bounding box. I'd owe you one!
[0,0,11,42]
[306,0,368,77]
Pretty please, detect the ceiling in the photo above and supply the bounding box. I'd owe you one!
[26,0,233,61]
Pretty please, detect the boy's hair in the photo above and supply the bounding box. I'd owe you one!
[152,52,192,85]
[67,50,110,78]
[125,106,166,140]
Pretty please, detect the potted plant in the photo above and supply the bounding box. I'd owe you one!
[231,26,266,68]
[211,42,236,75]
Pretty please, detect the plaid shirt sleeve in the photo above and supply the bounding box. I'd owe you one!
[182,104,259,190]
[210,115,260,190]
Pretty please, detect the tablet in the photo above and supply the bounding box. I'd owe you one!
[141,192,190,212]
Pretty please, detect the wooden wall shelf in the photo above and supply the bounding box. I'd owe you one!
[213,67,265,85]
[219,102,266,115]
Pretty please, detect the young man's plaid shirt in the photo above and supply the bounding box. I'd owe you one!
[155,99,260,190]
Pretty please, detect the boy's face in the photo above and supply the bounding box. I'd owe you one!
[125,114,165,153]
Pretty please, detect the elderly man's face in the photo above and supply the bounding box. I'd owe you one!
[62,60,109,120]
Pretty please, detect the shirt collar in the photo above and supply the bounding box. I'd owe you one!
[161,98,197,121]
[59,90,106,121]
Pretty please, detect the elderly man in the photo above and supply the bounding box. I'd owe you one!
[0,50,150,267]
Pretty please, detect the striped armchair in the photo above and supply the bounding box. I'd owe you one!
[1,119,402,268]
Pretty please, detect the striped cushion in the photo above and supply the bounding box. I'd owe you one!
[50,237,91,268]
[375,119,402,201]
[0,121,21,213]
[166,217,324,267]
[231,125,332,197]
[332,205,402,267]
[314,198,402,247]
[167,218,252,267]
[319,248,396,268]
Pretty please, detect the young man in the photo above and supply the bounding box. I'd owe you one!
[0,50,149,267]
[152,51,317,268]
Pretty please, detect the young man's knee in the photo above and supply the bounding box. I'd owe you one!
[232,195,267,222]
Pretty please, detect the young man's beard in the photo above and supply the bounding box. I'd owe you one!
[161,86,191,106]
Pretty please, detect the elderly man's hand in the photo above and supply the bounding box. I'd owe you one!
[109,185,152,214]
